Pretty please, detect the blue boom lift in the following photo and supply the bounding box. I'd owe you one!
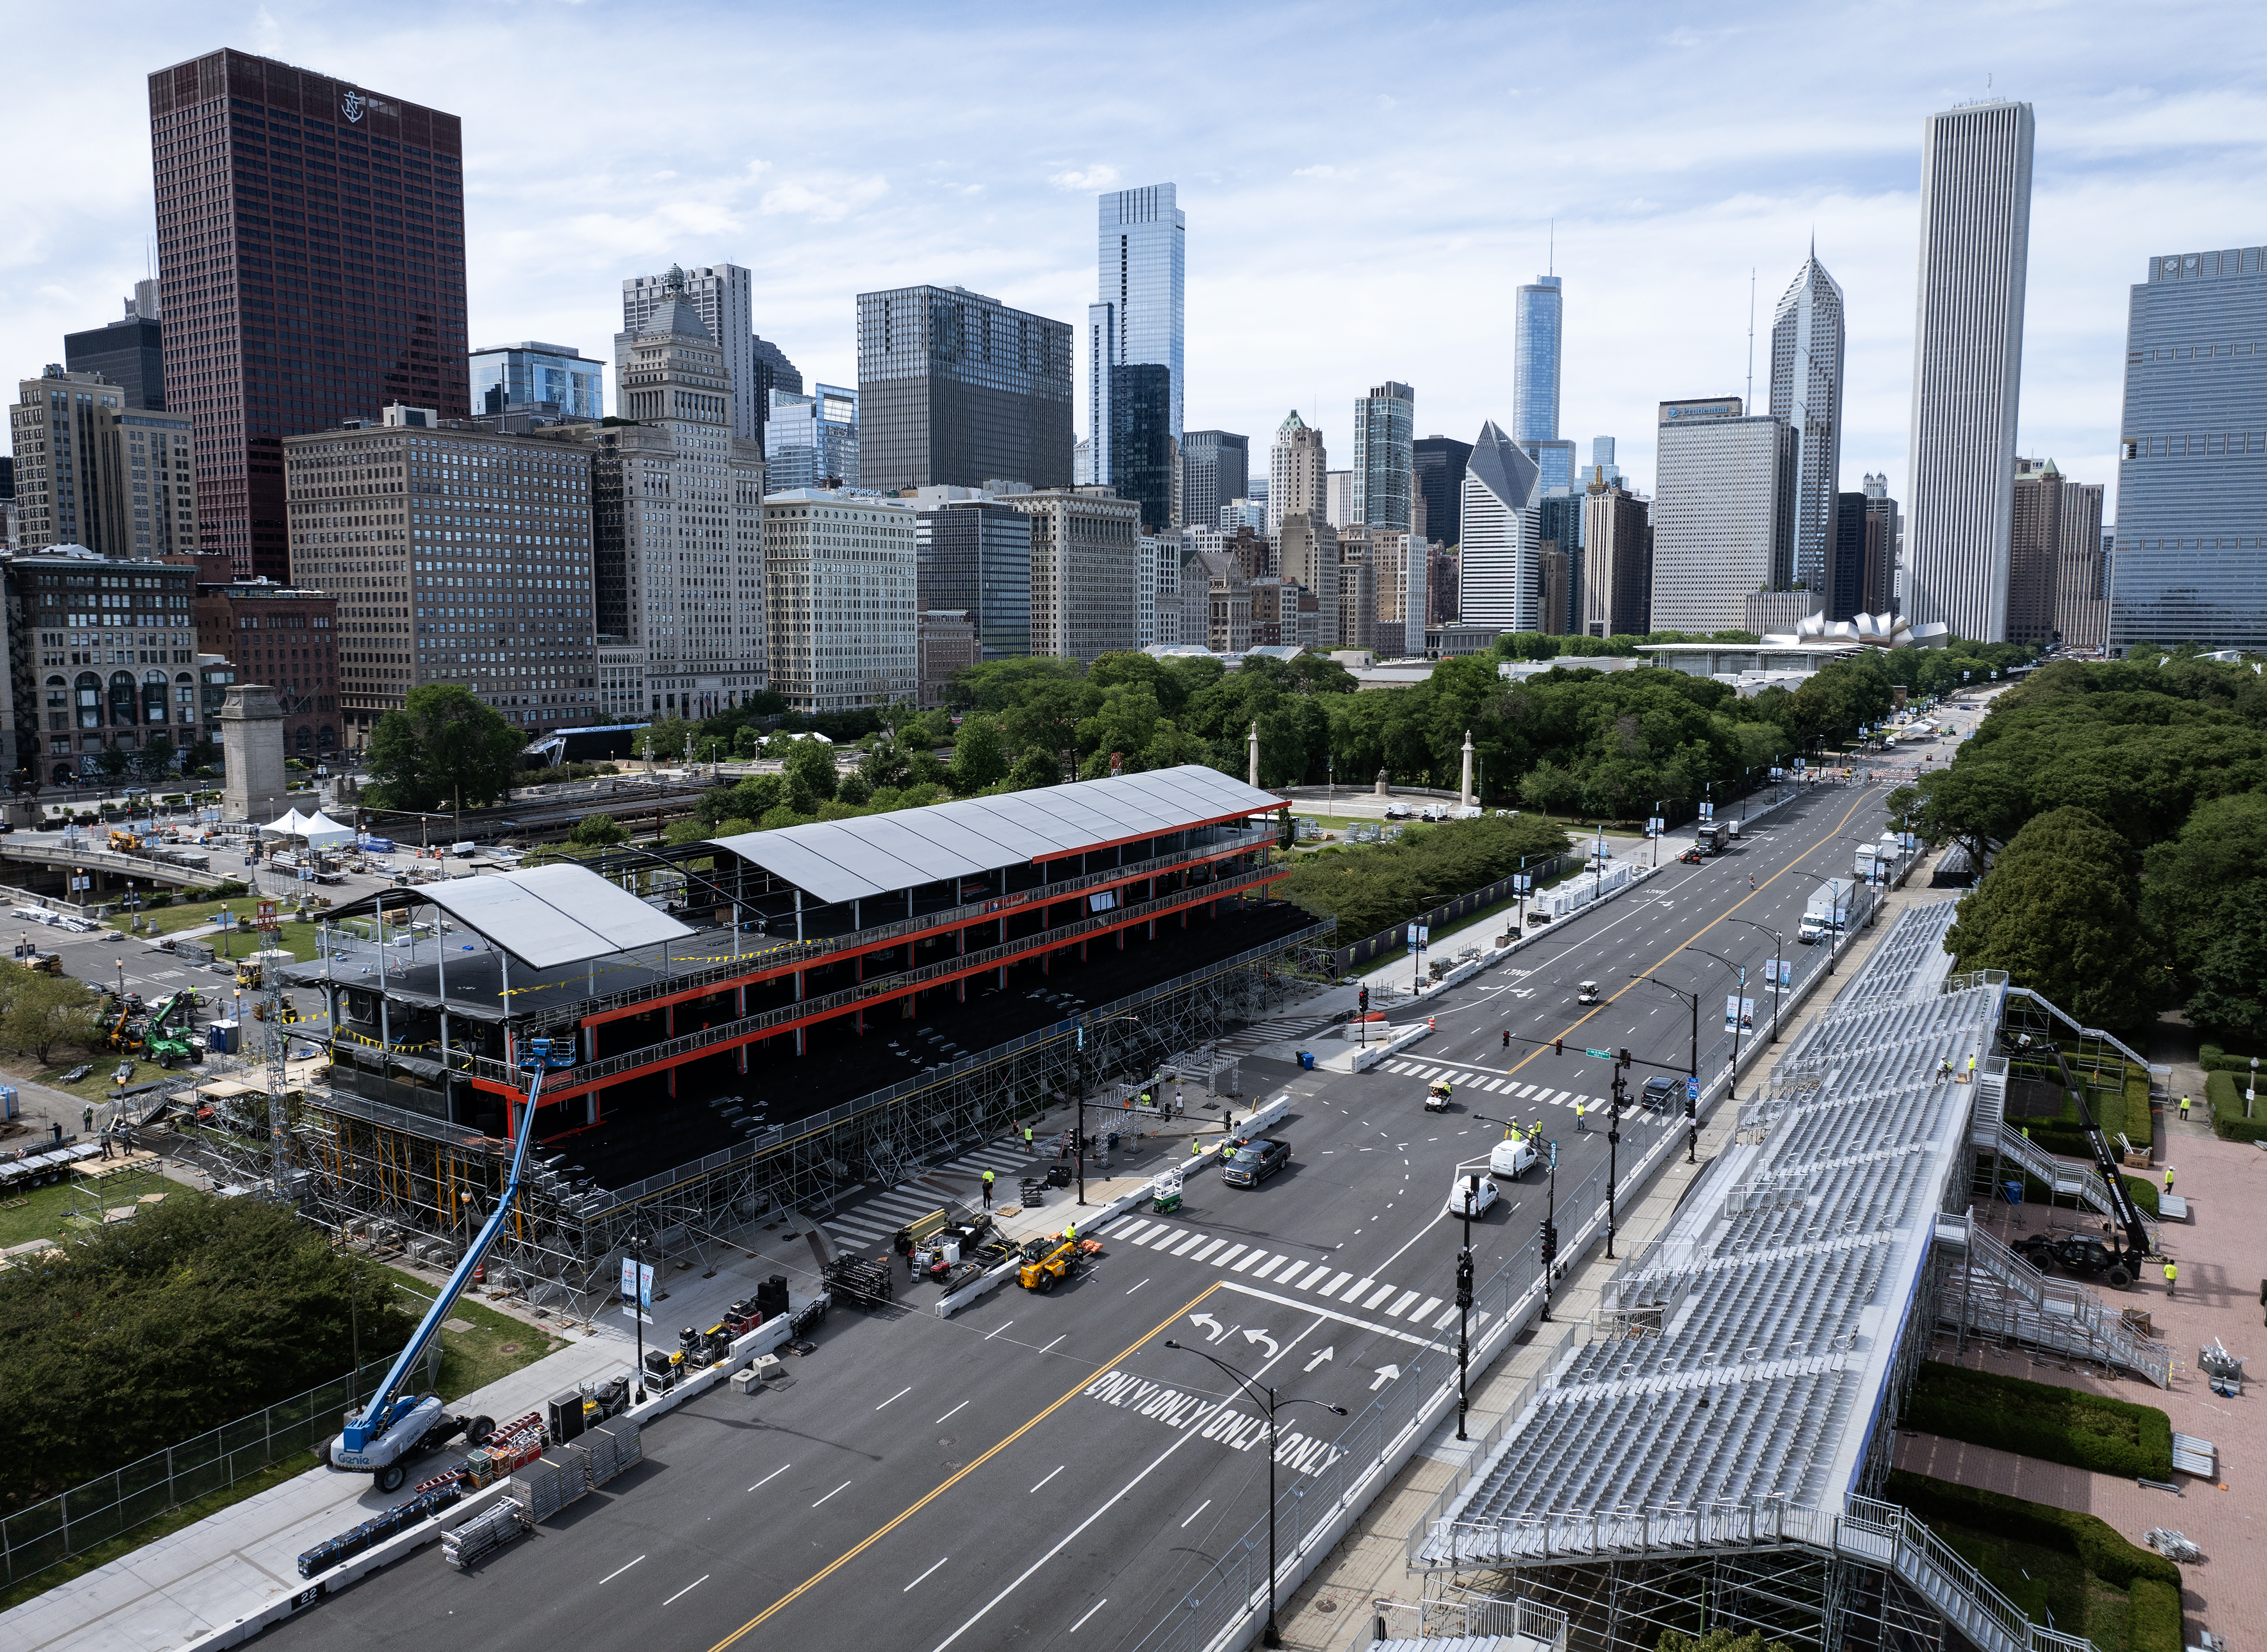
[326,1037,578,1493]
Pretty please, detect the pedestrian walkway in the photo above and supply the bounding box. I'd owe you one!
[1103,1214,1457,1333]
[1215,1013,1339,1058]
[1373,1058,1627,1115]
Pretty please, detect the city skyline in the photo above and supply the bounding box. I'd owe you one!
[4,5,2258,534]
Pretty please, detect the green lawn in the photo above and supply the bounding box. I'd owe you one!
[134,897,327,962]
[380,1265,568,1401]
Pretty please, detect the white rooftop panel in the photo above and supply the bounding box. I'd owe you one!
[508,863,694,953]
[388,865,695,968]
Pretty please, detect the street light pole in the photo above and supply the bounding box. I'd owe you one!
[1632,974,1700,1162]
[1726,917,1785,1047]
[1162,1342,1345,1649]
[1605,1055,1628,1258]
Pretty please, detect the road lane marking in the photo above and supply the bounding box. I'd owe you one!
[1069,1599,1109,1632]
[1030,1465,1064,1493]
[877,1386,912,1409]
[1386,1290,1421,1317]
[748,1464,791,1492]
[905,1556,949,1592]
[935,1401,969,1424]
[665,1574,711,1606]
[1042,1335,1065,1352]
[1126,1278,1149,1294]
[984,1320,1014,1340]
[1191,1238,1227,1263]
[1292,1261,1334,1289]
[1215,1243,1247,1266]
[599,1555,647,1585]
[1178,1499,1211,1528]
[813,1480,852,1506]
[1317,1269,1352,1297]
[1171,1233,1208,1256]
[1217,1279,1448,1352]
[1252,1255,1288,1279]
[705,1283,1225,1652]
[1412,1296,1443,1321]
[1232,1251,1265,1272]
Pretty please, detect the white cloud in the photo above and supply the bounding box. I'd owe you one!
[1048,165,1120,192]
[5,0,2261,536]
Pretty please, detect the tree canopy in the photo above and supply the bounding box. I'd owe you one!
[364,684,525,812]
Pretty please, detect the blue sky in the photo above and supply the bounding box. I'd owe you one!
[9,0,2264,519]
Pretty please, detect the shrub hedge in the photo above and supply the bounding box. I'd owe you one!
[2127,1577,2185,1652]
[2205,1069,2267,1142]
[1885,1470,2180,1588]
[1903,1363,2173,1480]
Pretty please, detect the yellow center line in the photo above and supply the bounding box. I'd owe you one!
[1499,789,1877,1081]
[705,1280,1225,1651]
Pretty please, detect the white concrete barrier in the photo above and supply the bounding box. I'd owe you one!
[1351,1021,1432,1072]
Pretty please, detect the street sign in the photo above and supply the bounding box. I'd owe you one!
[1686,1077,1700,1102]
[1582,1047,1612,1060]
[1699,802,1714,821]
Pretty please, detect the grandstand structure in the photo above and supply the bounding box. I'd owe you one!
[1408,899,2167,1652]
[292,765,1321,1306]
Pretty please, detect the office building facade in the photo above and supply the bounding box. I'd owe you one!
[1769,249,1847,593]
[1831,492,1871,623]
[750,336,803,450]
[1272,513,1339,647]
[1905,99,2034,641]
[2007,457,2105,648]
[1181,430,1247,534]
[763,490,916,714]
[1513,275,1563,445]
[147,49,469,581]
[916,499,1031,662]
[1108,362,1175,530]
[1649,397,1794,635]
[8,368,199,558]
[1458,421,1543,631]
[1580,473,1652,638]
[1580,436,1621,490]
[1413,435,1472,546]
[857,285,1073,491]
[765,384,859,492]
[470,341,605,421]
[2109,245,2267,650]
[623,264,758,442]
[288,415,598,742]
[64,284,165,411]
[1522,439,1576,499]
[1862,473,1901,618]
[193,576,341,756]
[1268,411,1327,530]
[1352,381,1415,530]
[1088,183,1185,502]
[917,610,979,708]
[997,488,1140,664]
[11,549,203,785]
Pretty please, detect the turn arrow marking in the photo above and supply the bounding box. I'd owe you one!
[1303,1346,1335,1374]
[1242,1328,1279,1358]
[1188,1313,1226,1343]
[1370,1364,1402,1391]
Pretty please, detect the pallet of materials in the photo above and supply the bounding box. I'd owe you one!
[442,1496,529,1570]
[508,1447,589,1522]
[294,1480,464,1578]
[583,1417,641,1487]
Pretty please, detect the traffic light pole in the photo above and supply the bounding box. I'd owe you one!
[1539,1145,1559,1320]
[1455,1207,1474,1440]
[1606,1055,1629,1259]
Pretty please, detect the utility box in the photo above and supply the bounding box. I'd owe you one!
[547,1391,586,1442]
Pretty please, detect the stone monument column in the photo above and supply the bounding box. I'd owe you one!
[219,685,287,825]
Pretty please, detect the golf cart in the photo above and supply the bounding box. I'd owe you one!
[1424,1077,1454,1112]
[1575,980,1601,1006]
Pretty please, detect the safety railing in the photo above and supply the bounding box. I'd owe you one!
[451,859,1285,1091]
[1372,1592,1570,1649]
[1940,1220,2171,1386]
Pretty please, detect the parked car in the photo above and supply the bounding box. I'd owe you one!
[1446,1170,1500,1217]
[1221,1138,1290,1187]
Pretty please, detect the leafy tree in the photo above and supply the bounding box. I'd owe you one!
[5,972,103,1064]
[568,813,627,847]
[780,737,838,813]
[364,685,524,812]
[135,734,178,780]
[1946,808,2159,1029]
[951,716,1010,792]
[1657,1630,1790,1652]
[184,735,220,774]
[95,745,130,783]
[2183,884,2267,1042]
[835,770,874,807]
[0,1195,413,1506]
[2141,792,2267,975]
[1279,814,1572,942]
[1007,746,1060,791]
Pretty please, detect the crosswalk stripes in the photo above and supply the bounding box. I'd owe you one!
[1213,1013,1336,1056]
[1100,1211,1462,1331]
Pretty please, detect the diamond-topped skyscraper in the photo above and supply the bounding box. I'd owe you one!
[1769,245,1847,596]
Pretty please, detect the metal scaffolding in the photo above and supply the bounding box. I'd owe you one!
[286,920,1326,1320]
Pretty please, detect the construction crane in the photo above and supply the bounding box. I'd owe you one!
[141,990,199,1068]
[326,1035,576,1493]
[2058,1048,2156,1265]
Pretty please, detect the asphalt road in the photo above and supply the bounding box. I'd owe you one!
[257,771,1907,1652]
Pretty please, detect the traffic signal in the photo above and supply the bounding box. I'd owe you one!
[1540,1222,1560,1267]
[1685,1090,1697,1121]
[1554,1037,1563,1058]
[1455,1250,1474,1310]
[1619,1048,1632,1069]
[1357,986,1369,1014]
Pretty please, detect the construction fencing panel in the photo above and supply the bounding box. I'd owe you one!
[0,1347,406,1591]
[1324,855,1570,975]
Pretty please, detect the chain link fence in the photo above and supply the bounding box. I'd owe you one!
[0,1344,419,1592]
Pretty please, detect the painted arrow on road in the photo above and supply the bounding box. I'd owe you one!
[1189,1313,1227,1343]
[1304,1346,1335,1374]
[1243,1329,1279,1358]
[1370,1364,1402,1391]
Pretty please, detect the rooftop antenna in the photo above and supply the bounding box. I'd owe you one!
[1548,218,1555,277]
[1745,267,1756,410]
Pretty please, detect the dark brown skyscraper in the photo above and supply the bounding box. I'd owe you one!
[147,50,468,581]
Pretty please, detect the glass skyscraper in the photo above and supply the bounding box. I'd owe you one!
[1513,275,1563,444]
[916,500,1032,661]
[1413,435,1473,546]
[1352,381,1415,529]
[765,384,858,491]
[1181,430,1247,533]
[1108,363,1175,530]
[1089,183,1185,516]
[855,286,1072,490]
[469,341,605,421]
[2109,245,2267,649]
[1768,248,1846,594]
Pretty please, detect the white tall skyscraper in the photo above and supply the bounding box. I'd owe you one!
[1904,100,2034,642]
[623,262,759,443]
[1769,246,1846,594]
[1649,397,1795,634]
[1268,410,1327,531]
[1088,183,1185,515]
[1458,421,1543,631]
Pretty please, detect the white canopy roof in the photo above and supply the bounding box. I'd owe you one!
[298,811,354,846]
[260,809,315,837]
[334,863,697,969]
